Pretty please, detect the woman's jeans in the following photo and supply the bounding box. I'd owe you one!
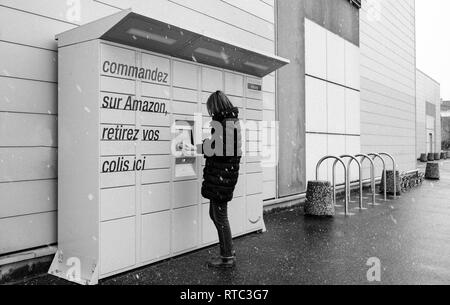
[209,201,234,258]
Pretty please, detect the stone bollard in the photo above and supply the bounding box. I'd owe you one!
[425,162,440,180]
[305,181,334,217]
[427,153,435,161]
[434,153,441,161]
[441,152,446,160]
[380,170,402,196]
[419,154,428,162]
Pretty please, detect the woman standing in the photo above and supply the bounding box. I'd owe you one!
[201,91,242,269]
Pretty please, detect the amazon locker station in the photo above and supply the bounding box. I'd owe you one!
[48,10,289,284]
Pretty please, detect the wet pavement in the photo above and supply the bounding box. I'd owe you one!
[20,161,450,285]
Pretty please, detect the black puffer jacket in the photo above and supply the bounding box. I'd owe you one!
[201,107,242,203]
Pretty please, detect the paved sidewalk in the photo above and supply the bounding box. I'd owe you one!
[21,161,450,285]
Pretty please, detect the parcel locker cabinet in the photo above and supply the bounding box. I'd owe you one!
[50,10,289,285]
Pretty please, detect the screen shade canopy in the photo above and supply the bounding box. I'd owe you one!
[56,9,289,78]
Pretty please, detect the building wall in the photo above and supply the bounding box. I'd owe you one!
[304,18,360,184]
[441,101,450,150]
[416,69,441,156]
[277,0,360,196]
[359,0,417,173]
[0,0,277,255]
[276,0,306,197]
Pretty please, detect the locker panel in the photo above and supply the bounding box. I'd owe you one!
[100,76,135,95]
[140,111,171,127]
[228,96,244,109]
[246,98,263,110]
[173,60,198,89]
[100,140,136,156]
[100,171,135,189]
[141,168,171,184]
[202,67,223,92]
[141,82,171,99]
[172,206,199,253]
[229,197,245,236]
[141,183,171,214]
[234,175,245,198]
[100,109,136,125]
[100,217,136,275]
[173,180,199,209]
[246,194,263,231]
[140,141,171,155]
[173,87,198,103]
[100,186,136,221]
[100,44,136,79]
[263,180,276,200]
[141,52,171,86]
[141,211,171,262]
[246,161,262,174]
[225,72,244,97]
[246,109,263,121]
[172,100,198,115]
[246,78,263,100]
[246,173,263,195]
[142,155,171,170]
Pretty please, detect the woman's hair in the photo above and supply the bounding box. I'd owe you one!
[206,90,234,117]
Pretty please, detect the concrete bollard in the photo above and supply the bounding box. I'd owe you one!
[434,153,441,161]
[380,170,401,196]
[427,153,435,162]
[305,181,334,217]
[425,162,440,180]
[419,154,428,162]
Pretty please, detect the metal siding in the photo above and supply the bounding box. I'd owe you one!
[360,0,417,172]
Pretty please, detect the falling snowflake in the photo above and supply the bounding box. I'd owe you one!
[84,106,91,113]
[389,215,397,224]
[88,194,94,201]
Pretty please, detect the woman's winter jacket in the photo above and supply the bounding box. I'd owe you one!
[201,107,242,203]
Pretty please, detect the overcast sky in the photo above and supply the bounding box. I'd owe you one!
[416,0,450,100]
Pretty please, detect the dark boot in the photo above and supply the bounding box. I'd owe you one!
[207,256,236,269]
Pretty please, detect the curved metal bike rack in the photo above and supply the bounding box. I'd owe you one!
[368,153,387,202]
[379,152,398,200]
[316,156,349,216]
[333,155,364,210]
[355,154,376,206]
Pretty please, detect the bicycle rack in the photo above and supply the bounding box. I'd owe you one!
[379,152,398,200]
[368,153,387,202]
[355,154,377,206]
[316,156,350,216]
[333,155,364,210]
